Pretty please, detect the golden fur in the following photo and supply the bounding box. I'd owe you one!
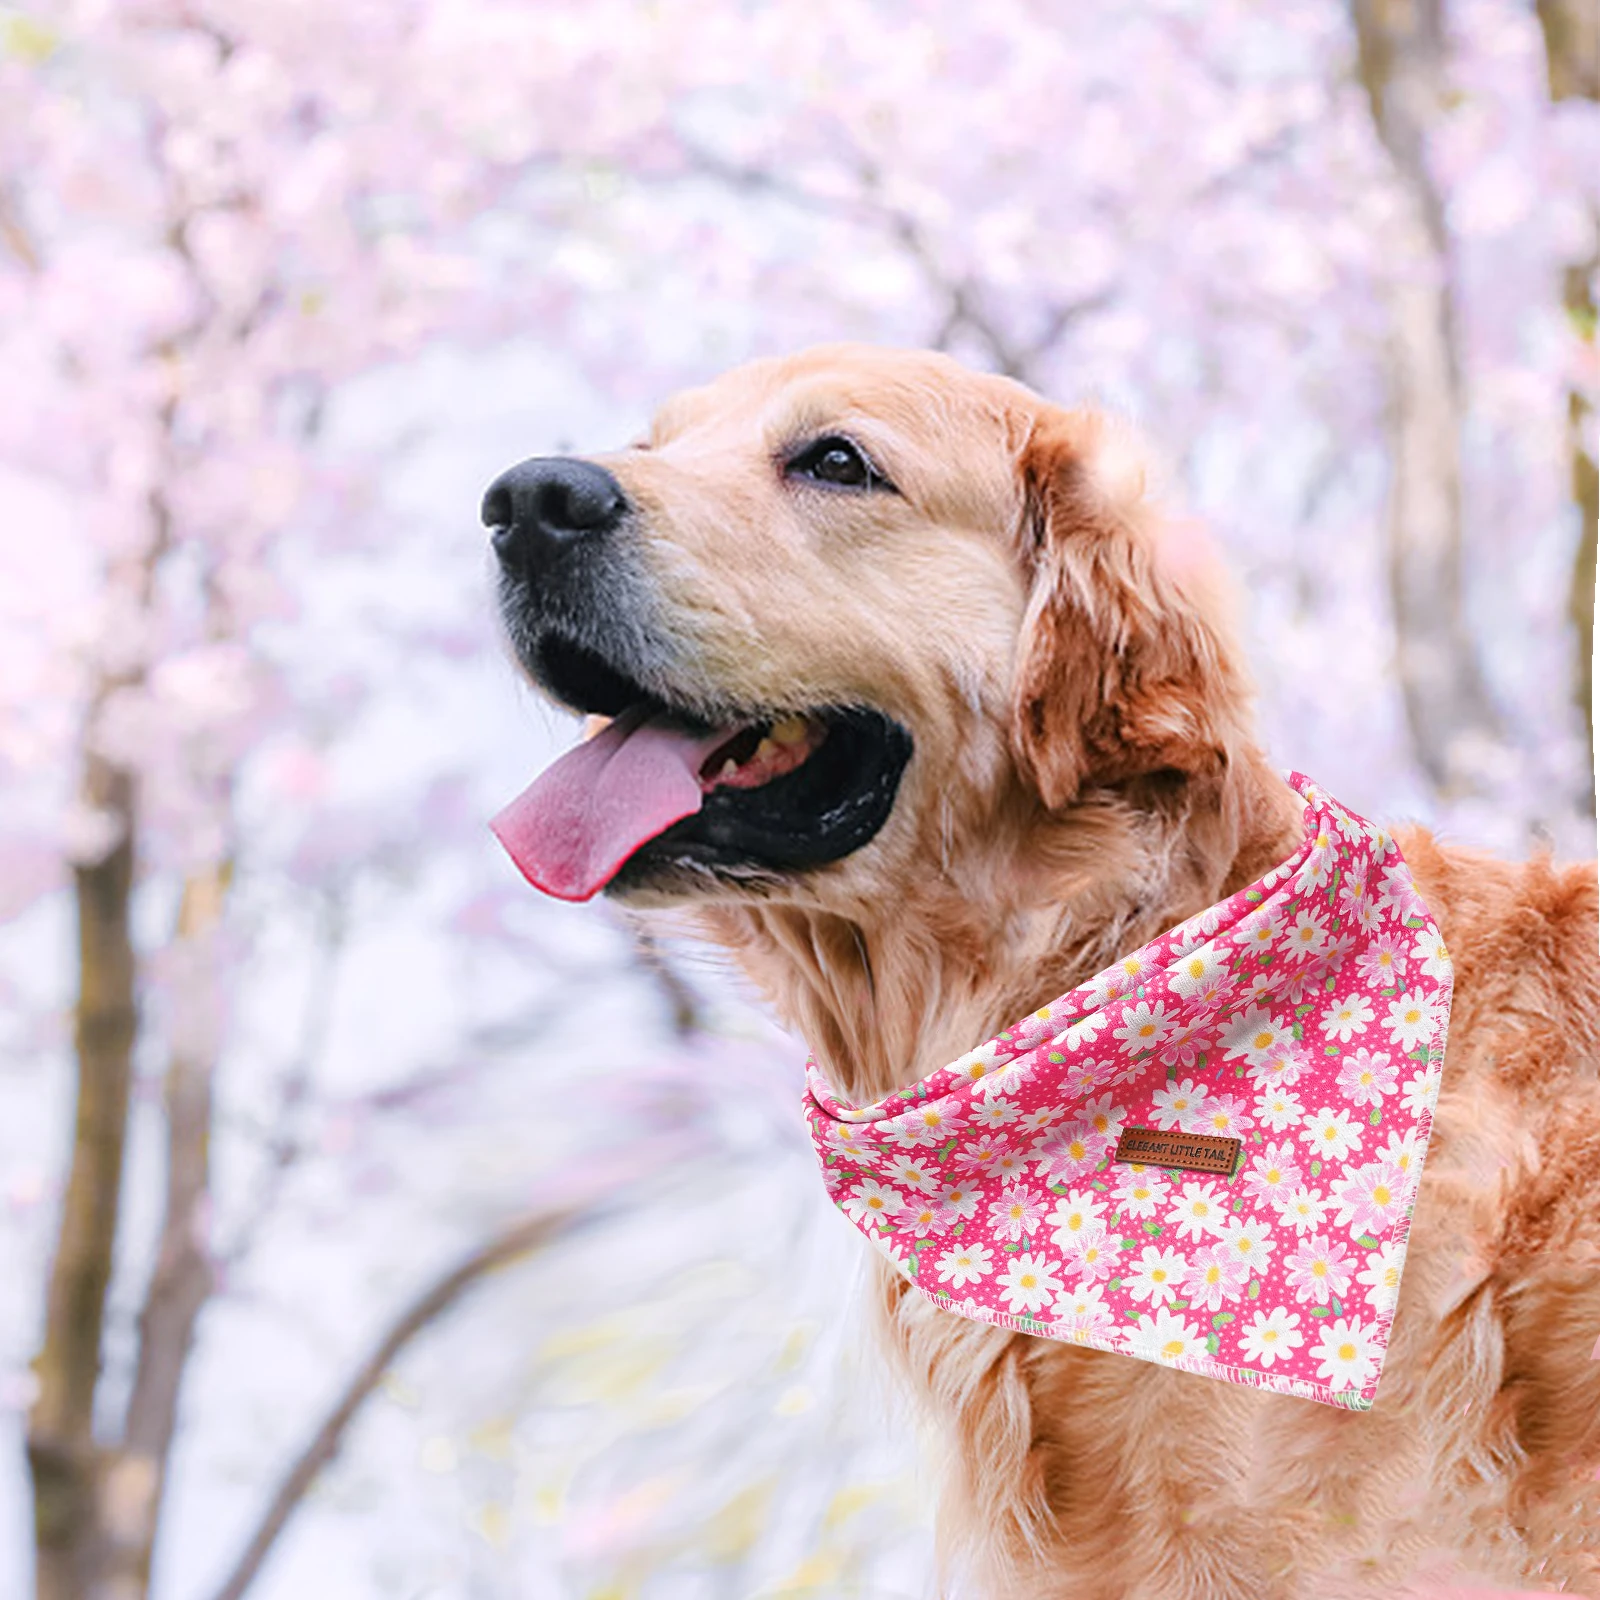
[574,345,1600,1597]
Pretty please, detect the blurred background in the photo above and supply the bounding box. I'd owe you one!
[0,1,1596,1597]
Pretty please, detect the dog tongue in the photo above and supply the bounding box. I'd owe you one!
[490,706,739,901]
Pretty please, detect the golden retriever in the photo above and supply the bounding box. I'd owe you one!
[484,344,1600,1598]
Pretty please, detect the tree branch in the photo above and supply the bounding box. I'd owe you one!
[205,1133,701,1600]
[96,860,233,1594]
[217,887,348,1272]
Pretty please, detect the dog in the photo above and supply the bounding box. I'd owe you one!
[484,344,1600,1598]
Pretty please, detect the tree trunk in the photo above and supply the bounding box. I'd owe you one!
[28,754,138,1600]
[1537,0,1600,818]
[1351,0,1506,801]
[99,862,230,1597]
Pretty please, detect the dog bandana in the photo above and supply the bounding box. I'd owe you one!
[805,774,1453,1410]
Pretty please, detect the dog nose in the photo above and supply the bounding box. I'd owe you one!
[482,457,627,570]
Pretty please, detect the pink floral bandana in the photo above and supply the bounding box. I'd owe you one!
[805,774,1453,1410]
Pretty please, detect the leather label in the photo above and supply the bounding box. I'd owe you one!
[1112,1126,1242,1177]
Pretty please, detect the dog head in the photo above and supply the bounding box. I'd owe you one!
[486,344,1251,909]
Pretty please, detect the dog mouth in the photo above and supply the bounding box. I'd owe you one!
[492,634,914,901]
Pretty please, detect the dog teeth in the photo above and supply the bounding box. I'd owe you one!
[753,736,779,763]
[770,715,809,746]
[720,758,739,779]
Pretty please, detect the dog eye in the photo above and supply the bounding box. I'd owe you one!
[785,436,892,492]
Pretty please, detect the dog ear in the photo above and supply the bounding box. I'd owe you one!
[1009,408,1242,810]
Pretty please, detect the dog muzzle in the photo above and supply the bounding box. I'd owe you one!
[804,773,1453,1410]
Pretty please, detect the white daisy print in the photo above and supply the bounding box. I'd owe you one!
[1254,1087,1306,1133]
[1240,1306,1305,1370]
[1179,969,1236,1013]
[1312,1316,1378,1392]
[1159,1014,1217,1071]
[1128,1307,1207,1363]
[987,1183,1047,1243]
[827,1123,877,1159]
[1373,1128,1423,1183]
[1221,1007,1292,1069]
[1048,1188,1109,1247]
[842,1178,903,1225]
[1385,992,1440,1052]
[1235,906,1283,956]
[871,1231,912,1273]
[1354,932,1407,990]
[1284,1233,1354,1305]
[1092,950,1155,1006]
[952,1040,1010,1085]
[1411,929,1451,980]
[974,1055,1035,1100]
[1053,1282,1115,1333]
[1176,901,1227,941]
[1329,1161,1409,1238]
[882,1101,965,1149]
[1111,1162,1170,1218]
[1192,1094,1252,1139]
[1014,1107,1059,1139]
[1281,908,1331,960]
[1355,1240,1404,1314]
[1336,1047,1398,1107]
[954,1134,1016,1175]
[1054,1011,1108,1050]
[1294,827,1338,891]
[1217,1216,1277,1276]
[1168,943,1227,999]
[902,1198,951,1236]
[1126,1244,1188,1307]
[937,1183,981,1220]
[883,1154,940,1194]
[1248,1040,1309,1088]
[1243,1141,1302,1205]
[970,1095,1022,1130]
[1337,865,1370,911]
[934,1241,993,1288]
[1347,892,1384,935]
[1299,1105,1364,1163]
[1115,1000,1175,1056]
[999,1252,1063,1314]
[1320,993,1376,1043]
[1079,1094,1128,1144]
[1262,847,1299,884]
[1061,1224,1120,1284]
[1375,862,1425,923]
[1030,1122,1105,1186]
[1400,1064,1442,1119]
[1062,1058,1117,1098]
[1273,1186,1330,1235]
[1240,967,1292,1010]
[1180,1244,1249,1311]
[1166,1179,1231,1242]
[1150,1077,1211,1131]
[1334,807,1367,845]
[990,1146,1030,1181]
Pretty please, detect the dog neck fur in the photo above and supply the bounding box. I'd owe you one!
[696,745,1301,1107]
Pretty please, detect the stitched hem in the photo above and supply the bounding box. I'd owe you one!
[907,1282,1378,1410]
